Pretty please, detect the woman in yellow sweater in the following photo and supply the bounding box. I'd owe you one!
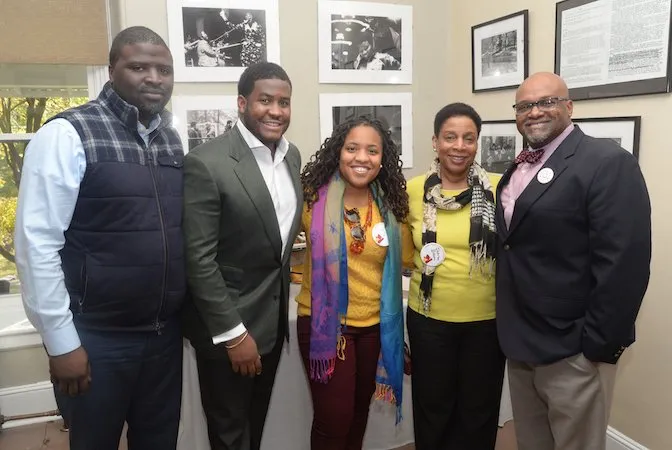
[296,116,413,450]
[406,103,505,449]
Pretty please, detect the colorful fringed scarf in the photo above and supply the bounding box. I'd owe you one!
[309,173,405,422]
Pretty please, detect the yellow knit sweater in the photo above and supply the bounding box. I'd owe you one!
[295,202,414,327]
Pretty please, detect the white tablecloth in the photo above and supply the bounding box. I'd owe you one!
[177,283,512,450]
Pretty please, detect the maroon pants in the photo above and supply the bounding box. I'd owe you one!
[297,316,381,450]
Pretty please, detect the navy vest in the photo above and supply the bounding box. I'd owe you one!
[54,83,186,331]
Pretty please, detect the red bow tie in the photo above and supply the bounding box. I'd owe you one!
[515,148,545,165]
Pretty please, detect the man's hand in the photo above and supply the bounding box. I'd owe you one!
[226,333,262,378]
[49,346,91,396]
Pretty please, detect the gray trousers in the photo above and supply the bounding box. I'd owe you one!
[508,353,618,450]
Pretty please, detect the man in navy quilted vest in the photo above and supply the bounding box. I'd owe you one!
[15,26,186,450]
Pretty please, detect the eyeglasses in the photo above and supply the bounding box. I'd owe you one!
[512,97,569,116]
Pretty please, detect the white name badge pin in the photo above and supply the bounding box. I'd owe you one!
[537,167,554,184]
[372,222,389,247]
[420,243,445,267]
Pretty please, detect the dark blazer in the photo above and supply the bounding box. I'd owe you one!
[495,126,651,365]
[181,127,303,355]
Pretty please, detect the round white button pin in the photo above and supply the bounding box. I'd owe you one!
[420,243,445,267]
[372,222,389,247]
[537,167,554,184]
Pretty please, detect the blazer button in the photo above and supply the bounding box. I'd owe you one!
[503,244,511,250]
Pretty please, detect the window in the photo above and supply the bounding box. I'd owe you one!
[0,64,89,335]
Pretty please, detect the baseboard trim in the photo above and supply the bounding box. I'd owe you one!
[0,380,59,429]
[607,426,649,450]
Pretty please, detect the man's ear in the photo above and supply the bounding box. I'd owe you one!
[237,95,247,115]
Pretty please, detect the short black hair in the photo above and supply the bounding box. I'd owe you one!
[237,62,292,98]
[433,102,482,136]
[109,26,169,66]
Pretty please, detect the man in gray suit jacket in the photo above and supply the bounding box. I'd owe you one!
[182,62,303,450]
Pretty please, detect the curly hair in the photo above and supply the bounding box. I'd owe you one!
[301,116,409,222]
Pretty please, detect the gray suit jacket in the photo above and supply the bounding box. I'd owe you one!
[181,127,303,355]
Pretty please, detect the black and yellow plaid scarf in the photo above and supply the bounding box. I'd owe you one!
[419,159,496,313]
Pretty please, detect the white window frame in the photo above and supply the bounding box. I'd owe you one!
[0,66,106,350]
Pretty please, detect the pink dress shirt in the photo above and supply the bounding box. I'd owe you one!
[501,123,575,228]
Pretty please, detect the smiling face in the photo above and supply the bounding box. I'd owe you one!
[339,125,383,190]
[515,72,573,149]
[433,115,478,182]
[237,78,292,147]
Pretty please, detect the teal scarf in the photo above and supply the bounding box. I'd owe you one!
[309,173,405,422]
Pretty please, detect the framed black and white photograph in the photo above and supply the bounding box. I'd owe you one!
[318,1,413,84]
[472,10,528,92]
[556,0,672,100]
[166,0,280,82]
[477,120,525,173]
[573,116,641,158]
[319,93,413,168]
[171,95,238,152]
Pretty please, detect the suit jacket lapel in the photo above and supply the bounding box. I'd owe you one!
[507,127,584,233]
[282,146,304,266]
[230,128,283,261]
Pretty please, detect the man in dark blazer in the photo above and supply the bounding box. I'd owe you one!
[182,62,303,450]
[495,72,651,450]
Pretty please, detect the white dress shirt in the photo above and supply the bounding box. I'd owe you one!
[15,116,161,356]
[211,120,297,345]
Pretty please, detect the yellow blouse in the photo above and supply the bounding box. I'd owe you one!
[295,202,414,327]
[405,173,501,322]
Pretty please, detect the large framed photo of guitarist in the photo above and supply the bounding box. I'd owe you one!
[167,0,281,82]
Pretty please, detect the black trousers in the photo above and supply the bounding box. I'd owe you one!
[195,332,284,450]
[407,308,505,450]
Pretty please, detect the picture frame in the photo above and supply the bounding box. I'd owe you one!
[471,10,529,92]
[555,0,672,101]
[572,116,641,158]
[166,0,281,82]
[170,95,239,152]
[319,92,413,168]
[477,120,525,174]
[318,1,413,84]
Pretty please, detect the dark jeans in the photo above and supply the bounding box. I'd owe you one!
[297,316,381,450]
[54,320,182,450]
[407,308,505,450]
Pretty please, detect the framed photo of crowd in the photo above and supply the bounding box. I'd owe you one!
[477,120,525,173]
[319,92,413,168]
[171,95,238,152]
[472,10,529,92]
[318,1,413,84]
[166,0,281,82]
[573,116,641,158]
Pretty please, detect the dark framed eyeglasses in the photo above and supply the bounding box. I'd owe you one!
[344,207,365,242]
[512,97,569,116]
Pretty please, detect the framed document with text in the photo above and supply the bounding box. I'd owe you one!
[555,0,672,100]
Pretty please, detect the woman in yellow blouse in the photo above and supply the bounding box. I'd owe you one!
[296,116,413,450]
[406,103,505,449]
